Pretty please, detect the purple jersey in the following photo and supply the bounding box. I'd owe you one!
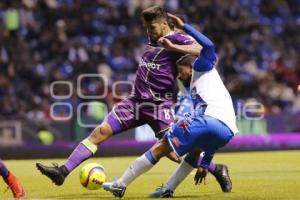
[105,33,194,137]
[133,32,194,102]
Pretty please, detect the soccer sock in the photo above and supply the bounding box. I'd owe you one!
[0,160,9,180]
[198,154,216,172]
[164,153,217,191]
[208,162,217,172]
[118,150,158,186]
[165,158,194,191]
[186,152,216,172]
[64,138,98,174]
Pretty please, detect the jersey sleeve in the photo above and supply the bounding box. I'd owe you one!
[183,24,217,72]
[183,24,214,48]
[165,32,195,45]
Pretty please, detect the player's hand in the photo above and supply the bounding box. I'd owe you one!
[194,167,208,185]
[167,13,184,29]
[158,38,175,50]
[166,151,182,164]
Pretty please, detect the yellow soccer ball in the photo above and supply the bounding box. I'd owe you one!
[79,163,107,190]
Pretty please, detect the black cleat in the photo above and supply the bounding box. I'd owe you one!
[211,164,232,192]
[36,163,66,186]
[148,185,174,198]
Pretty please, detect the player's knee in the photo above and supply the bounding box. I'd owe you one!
[89,122,113,144]
[167,151,181,164]
[151,138,172,159]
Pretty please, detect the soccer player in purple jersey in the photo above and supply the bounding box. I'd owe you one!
[35,6,201,186]
[0,159,26,199]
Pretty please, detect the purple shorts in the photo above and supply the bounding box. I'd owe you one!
[105,96,175,138]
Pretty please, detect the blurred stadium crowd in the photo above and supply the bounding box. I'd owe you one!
[0,0,299,123]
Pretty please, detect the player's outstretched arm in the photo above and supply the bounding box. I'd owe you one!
[167,14,216,71]
[168,13,214,49]
[182,24,214,49]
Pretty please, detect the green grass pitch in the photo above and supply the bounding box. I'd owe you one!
[1,150,300,199]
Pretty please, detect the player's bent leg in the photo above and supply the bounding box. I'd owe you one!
[63,122,113,172]
[147,104,180,164]
[151,137,173,160]
[151,117,233,196]
[88,121,114,145]
[151,138,181,163]
[103,148,160,197]
[36,122,114,186]
[199,116,233,192]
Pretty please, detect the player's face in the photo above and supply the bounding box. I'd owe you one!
[145,21,167,43]
[177,64,192,87]
[177,65,192,82]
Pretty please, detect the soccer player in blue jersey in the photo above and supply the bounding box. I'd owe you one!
[149,55,232,198]
[103,14,238,198]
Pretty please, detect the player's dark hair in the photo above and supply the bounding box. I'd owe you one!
[176,54,197,67]
[142,6,168,22]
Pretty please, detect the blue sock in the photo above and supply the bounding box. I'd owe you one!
[184,153,217,172]
[145,150,158,165]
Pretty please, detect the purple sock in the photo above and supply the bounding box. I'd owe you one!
[64,143,93,173]
[208,161,217,172]
[198,156,217,172]
[0,160,9,179]
[184,153,217,172]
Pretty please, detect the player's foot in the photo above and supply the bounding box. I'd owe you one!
[36,163,67,186]
[102,181,126,198]
[148,185,174,198]
[5,172,26,199]
[211,164,232,192]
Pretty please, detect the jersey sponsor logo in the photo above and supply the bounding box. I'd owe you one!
[139,58,161,70]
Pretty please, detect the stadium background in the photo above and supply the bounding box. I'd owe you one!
[0,0,299,158]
